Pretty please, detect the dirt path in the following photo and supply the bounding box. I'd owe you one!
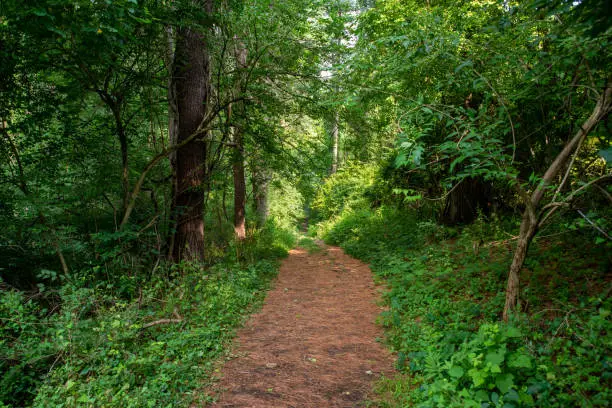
[208,243,395,408]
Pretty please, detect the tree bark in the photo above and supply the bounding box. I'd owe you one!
[165,25,179,259]
[330,111,339,175]
[232,37,248,241]
[170,20,210,262]
[502,81,612,320]
[252,165,271,227]
[112,106,129,214]
[233,143,247,240]
[441,177,491,225]
[97,95,129,214]
[502,212,537,320]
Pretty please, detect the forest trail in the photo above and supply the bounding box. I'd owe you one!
[208,242,395,407]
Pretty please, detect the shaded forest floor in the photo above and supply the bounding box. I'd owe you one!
[207,241,395,407]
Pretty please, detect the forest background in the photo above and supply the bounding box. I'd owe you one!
[0,0,610,406]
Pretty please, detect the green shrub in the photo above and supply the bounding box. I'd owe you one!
[1,227,289,408]
[420,323,536,407]
[0,288,58,406]
[19,259,279,408]
[311,162,377,221]
[268,180,305,231]
[238,218,297,262]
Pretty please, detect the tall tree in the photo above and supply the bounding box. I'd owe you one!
[231,37,248,241]
[170,0,213,261]
[330,111,340,174]
[252,161,271,227]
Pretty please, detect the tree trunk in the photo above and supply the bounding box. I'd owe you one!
[170,22,210,262]
[441,178,491,225]
[502,212,537,321]
[115,111,129,214]
[252,165,270,227]
[330,111,339,175]
[165,25,179,259]
[101,98,129,214]
[232,38,247,241]
[233,143,247,240]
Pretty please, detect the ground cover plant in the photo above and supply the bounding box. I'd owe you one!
[1,222,295,407]
[317,206,611,407]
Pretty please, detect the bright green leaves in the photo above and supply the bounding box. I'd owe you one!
[311,163,377,221]
[495,373,514,394]
[395,140,425,168]
[449,365,465,378]
[420,323,538,406]
[351,0,611,240]
[508,352,532,369]
[14,0,161,71]
[323,206,612,407]
[485,347,506,369]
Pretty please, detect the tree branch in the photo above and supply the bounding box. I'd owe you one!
[119,98,245,229]
[532,81,612,207]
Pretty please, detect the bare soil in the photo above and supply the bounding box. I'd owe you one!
[207,243,395,408]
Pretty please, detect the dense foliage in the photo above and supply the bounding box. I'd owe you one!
[1,223,294,407]
[1,0,610,406]
[315,202,610,407]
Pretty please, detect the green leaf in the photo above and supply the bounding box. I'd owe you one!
[519,391,534,404]
[47,26,67,38]
[474,389,489,402]
[505,389,520,402]
[469,367,487,387]
[394,152,408,167]
[449,366,465,378]
[495,373,514,393]
[32,8,48,16]
[412,145,424,166]
[504,326,522,338]
[450,155,467,172]
[455,59,473,73]
[485,349,505,366]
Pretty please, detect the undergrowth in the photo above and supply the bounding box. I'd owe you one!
[0,221,295,407]
[318,207,611,408]
[297,236,323,254]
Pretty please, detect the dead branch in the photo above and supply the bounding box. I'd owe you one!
[141,318,182,329]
